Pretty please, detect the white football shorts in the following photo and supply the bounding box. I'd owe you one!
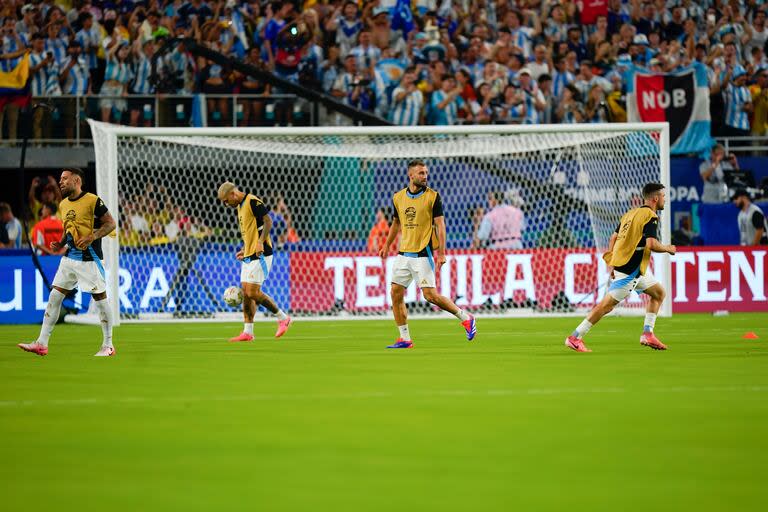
[607,268,659,302]
[52,256,107,294]
[391,254,436,289]
[240,255,273,285]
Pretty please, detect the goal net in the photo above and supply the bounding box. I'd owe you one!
[86,121,671,325]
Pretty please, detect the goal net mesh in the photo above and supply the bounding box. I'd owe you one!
[89,122,668,323]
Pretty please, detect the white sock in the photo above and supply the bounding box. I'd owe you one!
[644,313,657,333]
[244,323,254,335]
[94,298,113,348]
[572,319,593,339]
[37,289,65,347]
[454,309,470,322]
[398,324,411,341]
[276,310,288,321]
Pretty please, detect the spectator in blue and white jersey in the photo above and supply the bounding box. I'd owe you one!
[44,20,69,65]
[573,60,611,99]
[325,1,362,58]
[75,12,101,75]
[130,38,155,95]
[221,0,249,58]
[430,74,472,125]
[556,84,585,124]
[321,44,341,93]
[518,68,546,124]
[331,54,357,103]
[389,66,423,125]
[544,5,568,43]
[129,38,155,127]
[29,33,61,141]
[60,40,88,90]
[300,37,324,89]
[503,9,540,59]
[551,56,575,99]
[349,29,381,73]
[494,84,527,123]
[100,41,133,122]
[722,66,754,137]
[1,17,29,71]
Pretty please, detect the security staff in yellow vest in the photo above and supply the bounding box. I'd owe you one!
[565,183,677,353]
[379,159,477,349]
[218,182,292,341]
[18,167,118,357]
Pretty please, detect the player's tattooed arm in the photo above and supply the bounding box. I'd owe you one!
[76,212,117,249]
[94,211,117,239]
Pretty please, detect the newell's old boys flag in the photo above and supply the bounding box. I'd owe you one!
[627,62,712,154]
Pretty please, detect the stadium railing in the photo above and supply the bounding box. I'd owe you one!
[1,93,303,146]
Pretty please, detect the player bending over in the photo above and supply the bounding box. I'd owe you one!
[19,168,117,357]
[217,182,291,341]
[565,183,676,353]
[379,159,476,349]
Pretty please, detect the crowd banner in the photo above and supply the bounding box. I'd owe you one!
[626,62,713,155]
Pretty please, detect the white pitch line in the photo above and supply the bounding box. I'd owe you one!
[1,386,766,408]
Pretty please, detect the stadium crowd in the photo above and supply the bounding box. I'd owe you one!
[0,0,767,137]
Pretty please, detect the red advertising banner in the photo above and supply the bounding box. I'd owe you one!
[669,247,767,313]
[289,247,766,314]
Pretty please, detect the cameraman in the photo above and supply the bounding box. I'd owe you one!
[700,143,740,204]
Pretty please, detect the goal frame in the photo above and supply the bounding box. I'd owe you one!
[88,121,672,326]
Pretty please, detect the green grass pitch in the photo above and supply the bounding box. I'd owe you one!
[1,313,767,511]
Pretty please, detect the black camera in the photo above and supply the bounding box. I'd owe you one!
[151,70,185,93]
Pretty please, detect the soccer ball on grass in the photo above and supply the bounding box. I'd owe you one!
[223,286,243,307]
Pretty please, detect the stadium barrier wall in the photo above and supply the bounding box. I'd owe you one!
[0,246,764,324]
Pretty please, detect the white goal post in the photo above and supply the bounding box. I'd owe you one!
[86,120,671,326]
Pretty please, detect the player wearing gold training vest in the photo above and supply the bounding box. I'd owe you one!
[218,182,291,341]
[379,159,477,349]
[565,183,677,353]
[18,168,118,358]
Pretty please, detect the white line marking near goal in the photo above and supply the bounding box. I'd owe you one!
[1,386,766,408]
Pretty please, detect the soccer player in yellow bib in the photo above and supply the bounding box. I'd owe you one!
[379,159,476,349]
[565,183,677,353]
[18,168,118,357]
[217,182,292,341]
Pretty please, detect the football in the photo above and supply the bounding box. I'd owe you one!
[223,286,243,307]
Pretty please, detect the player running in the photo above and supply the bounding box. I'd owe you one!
[18,168,117,357]
[379,159,476,348]
[217,182,291,341]
[565,183,676,353]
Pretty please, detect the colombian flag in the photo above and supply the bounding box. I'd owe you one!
[0,53,32,110]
